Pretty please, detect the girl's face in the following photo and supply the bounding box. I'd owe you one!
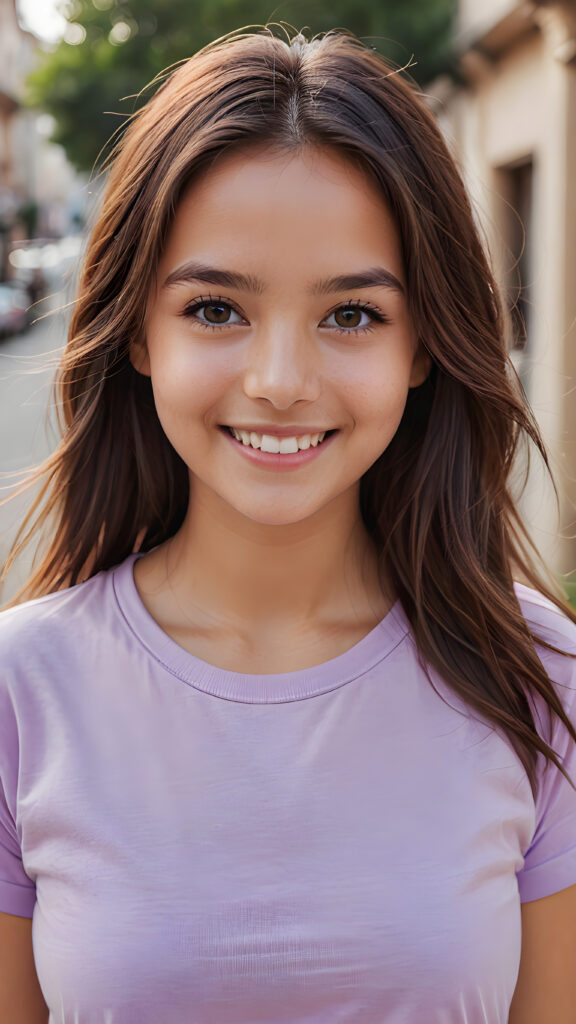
[134,146,430,528]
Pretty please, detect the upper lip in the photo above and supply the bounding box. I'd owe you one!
[223,424,335,437]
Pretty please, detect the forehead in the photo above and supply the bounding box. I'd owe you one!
[159,145,404,279]
[191,142,377,194]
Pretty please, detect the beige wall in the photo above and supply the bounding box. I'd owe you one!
[430,2,576,574]
[458,0,521,37]
[559,58,576,575]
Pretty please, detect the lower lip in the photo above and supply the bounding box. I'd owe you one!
[221,427,338,470]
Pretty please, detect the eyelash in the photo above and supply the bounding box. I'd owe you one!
[179,294,391,336]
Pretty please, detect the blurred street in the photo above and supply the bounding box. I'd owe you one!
[0,287,68,604]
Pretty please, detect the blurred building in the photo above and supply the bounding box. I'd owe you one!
[0,0,85,280]
[429,0,576,576]
[0,0,35,276]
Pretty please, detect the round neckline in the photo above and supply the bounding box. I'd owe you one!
[112,551,410,703]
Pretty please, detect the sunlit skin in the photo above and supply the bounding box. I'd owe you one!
[130,146,430,670]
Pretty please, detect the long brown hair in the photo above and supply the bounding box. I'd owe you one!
[2,25,575,796]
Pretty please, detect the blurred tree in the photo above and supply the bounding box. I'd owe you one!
[26,0,456,172]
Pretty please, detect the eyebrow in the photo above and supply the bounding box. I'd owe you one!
[162,260,405,295]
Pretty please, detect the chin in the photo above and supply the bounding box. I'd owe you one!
[242,510,317,527]
[231,501,325,528]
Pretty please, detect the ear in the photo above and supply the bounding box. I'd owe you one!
[409,341,432,388]
[129,335,151,377]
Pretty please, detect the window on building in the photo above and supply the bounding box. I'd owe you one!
[493,158,534,356]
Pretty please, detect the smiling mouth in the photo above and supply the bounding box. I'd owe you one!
[220,425,337,453]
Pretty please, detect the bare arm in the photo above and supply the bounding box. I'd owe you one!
[508,883,576,1023]
[0,911,49,1023]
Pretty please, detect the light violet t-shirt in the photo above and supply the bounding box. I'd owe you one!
[1,551,576,1023]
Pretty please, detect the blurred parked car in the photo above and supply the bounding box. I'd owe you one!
[9,236,84,296]
[0,282,30,338]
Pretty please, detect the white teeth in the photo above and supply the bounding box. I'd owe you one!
[261,434,281,454]
[279,437,299,454]
[228,428,327,453]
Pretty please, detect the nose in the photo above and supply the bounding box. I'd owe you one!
[242,321,322,408]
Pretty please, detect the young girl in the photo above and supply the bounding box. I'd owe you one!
[1,26,575,1024]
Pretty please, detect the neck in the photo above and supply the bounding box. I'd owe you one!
[155,483,390,635]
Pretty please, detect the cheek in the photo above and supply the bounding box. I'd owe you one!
[147,335,234,417]
[339,358,414,431]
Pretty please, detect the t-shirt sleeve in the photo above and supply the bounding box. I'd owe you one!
[0,778,36,917]
[0,671,36,918]
[516,596,576,903]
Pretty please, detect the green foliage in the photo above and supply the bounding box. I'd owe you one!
[25,0,456,172]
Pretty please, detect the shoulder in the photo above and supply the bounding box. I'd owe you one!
[513,583,576,747]
[0,571,104,637]
[514,582,576,660]
[0,567,115,686]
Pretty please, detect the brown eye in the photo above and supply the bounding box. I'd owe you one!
[334,307,363,328]
[204,303,232,324]
[323,302,389,335]
[181,299,244,329]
